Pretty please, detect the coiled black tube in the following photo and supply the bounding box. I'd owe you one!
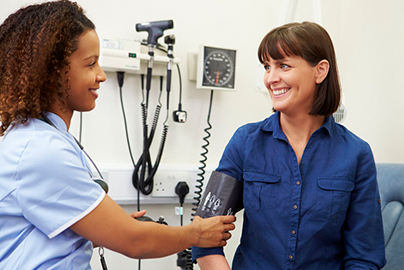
[184,90,214,270]
[182,248,193,270]
[149,124,169,178]
[192,90,214,215]
[132,103,152,195]
[133,76,168,195]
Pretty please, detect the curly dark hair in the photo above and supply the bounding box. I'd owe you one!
[0,0,95,136]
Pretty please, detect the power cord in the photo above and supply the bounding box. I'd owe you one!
[117,72,137,167]
[79,112,83,143]
[172,64,187,123]
[175,181,191,270]
[175,181,189,226]
[117,71,141,210]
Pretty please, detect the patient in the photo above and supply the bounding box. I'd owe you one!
[192,21,386,269]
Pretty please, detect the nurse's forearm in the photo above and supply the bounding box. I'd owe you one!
[70,195,235,259]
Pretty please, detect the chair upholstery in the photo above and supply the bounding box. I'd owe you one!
[376,163,404,270]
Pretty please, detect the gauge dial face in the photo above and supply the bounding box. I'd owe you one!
[202,47,236,89]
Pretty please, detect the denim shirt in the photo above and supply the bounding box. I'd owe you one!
[193,111,386,270]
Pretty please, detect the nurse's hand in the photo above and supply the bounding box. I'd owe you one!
[191,215,236,247]
[129,210,147,219]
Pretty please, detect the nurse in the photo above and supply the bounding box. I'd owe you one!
[0,1,235,269]
[193,22,386,269]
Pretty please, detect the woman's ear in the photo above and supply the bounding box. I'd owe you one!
[315,60,329,84]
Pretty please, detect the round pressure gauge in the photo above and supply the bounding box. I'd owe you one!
[197,46,236,91]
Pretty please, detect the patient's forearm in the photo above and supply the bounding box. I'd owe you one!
[197,254,231,270]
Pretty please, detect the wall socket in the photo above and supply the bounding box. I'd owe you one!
[98,163,213,205]
[152,171,191,197]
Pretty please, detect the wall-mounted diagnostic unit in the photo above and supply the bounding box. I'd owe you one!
[196,45,236,91]
[100,39,141,73]
[100,38,179,76]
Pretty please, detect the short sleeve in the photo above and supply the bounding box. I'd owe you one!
[16,131,105,238]
[192,247,225,262]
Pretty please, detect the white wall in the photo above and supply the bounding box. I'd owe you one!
[1,0,404,269]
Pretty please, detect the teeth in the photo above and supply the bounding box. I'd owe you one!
[273,88,289,95]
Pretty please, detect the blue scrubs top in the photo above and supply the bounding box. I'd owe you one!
[0,112,105,269]
[193,111,386,269]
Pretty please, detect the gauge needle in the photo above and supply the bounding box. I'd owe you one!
[216,71,219,85]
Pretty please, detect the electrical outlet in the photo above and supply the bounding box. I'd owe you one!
[152,171,190,197]
[97,163,214,204]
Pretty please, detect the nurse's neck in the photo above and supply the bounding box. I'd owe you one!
[48,103,73,131]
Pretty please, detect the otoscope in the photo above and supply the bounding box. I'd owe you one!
[136,20,174,45]
[136,20,174,102]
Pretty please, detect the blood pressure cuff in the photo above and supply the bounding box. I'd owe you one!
[195,171,243,218]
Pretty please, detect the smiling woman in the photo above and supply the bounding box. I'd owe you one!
[193,21,386,270]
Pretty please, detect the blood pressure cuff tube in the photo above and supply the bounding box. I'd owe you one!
[195,171,243,218]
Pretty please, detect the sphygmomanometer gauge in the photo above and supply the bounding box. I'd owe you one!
[197,45,236,91]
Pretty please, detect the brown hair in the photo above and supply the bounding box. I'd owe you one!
[258,21,341,116]
[0,0,95,136]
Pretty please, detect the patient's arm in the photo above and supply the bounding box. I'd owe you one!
[197,254,231,270]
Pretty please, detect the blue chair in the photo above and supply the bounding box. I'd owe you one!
[376,163,404,270]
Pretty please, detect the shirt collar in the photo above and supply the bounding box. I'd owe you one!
[260,111,335,138]
[41,111,68,132]
[321,114,335,137]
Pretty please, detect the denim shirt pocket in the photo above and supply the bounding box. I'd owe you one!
[243,171,280,212]
[316,178,354,226]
